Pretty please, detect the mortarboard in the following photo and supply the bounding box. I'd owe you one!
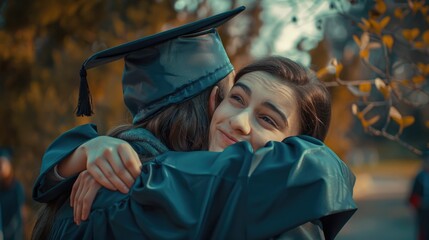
[76,6,245,124]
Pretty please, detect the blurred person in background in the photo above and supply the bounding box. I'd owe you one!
[409,150,429,240]
[0,147,26,240]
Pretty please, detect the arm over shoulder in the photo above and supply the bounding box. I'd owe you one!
[32,124,99,203]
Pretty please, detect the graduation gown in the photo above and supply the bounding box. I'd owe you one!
[33,124,357,239]
[0,180,25,240]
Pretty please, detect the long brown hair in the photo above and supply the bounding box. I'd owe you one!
[108,87,212,151]
[235,56,331,141]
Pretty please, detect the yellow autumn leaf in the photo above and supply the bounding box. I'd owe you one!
[423,30,429,44]
[382,35,394,50]
[375,0,387,15]
[366,115,380,127]
[394,8,405,19]
[368,42,382,49]
[422,6,429,16]
[400,79,412,86]
[410,1,424,13]
[389,106,402,124]
[360,115,380,129]
[417,63,429,75]
[360,48,370,60]
[414,41,425,48]
[356,32,370,49]
[353,35,361,46]
[374,78,386,89]
[368,16,390,35]
[403,28,420,42]
[358,18,371,32]
[351,104,358,115]
[368,19,380,35]
[402,116,415,127]
[425,120,429,128]
[335,64,343,79]
[317,67,329,79]
[412,75,425,85]
[375,78,391,99]
[359,82,372,93]
[379,16,390,29]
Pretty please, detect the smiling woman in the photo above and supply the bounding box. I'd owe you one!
[33,53,355,239]
[209,56,331,152]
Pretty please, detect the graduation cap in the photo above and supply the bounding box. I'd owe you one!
[76,6,245,124]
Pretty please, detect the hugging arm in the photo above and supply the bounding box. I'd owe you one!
[32,124,141,203]
[130,136,356,239]
[32,124,99,202]
[48,135,356,239]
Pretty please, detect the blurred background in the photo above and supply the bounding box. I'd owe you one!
[0,0,428,239]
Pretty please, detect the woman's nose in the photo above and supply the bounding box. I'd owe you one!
[229,110,251,135]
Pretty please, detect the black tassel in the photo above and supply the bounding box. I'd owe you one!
[75,65,93,116]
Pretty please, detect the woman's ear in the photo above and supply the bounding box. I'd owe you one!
[209,86,219,117]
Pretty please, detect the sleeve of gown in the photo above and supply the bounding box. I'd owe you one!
[32,124,99,203]
[49,135,356,240]
[122,135,355,239]
[245,135,357,240]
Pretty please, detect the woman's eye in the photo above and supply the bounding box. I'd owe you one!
[260,115,278,128]
[230,94,244,104]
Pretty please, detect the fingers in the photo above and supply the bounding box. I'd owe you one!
[70,175,81,207]
[118,143,142,180]
[73,174,85,225]
[87,165,117,191]
[72,171,101,225]
[79,181,100,222]
[105,146,135,189]
[94,156,129,194]
[85,137,140,193]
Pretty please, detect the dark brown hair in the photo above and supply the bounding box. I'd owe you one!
[235,56,331,141]
[108,87,212,151]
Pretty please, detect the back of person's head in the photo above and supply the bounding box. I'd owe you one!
[235,56,331,141]
[0,147,14,189]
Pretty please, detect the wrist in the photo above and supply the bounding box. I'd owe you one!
[57,145,87,177]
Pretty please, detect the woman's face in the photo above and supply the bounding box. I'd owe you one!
[208,71,301,152]
[0,157,12,179]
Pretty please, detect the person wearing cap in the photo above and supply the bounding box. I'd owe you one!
[408,151,429,240]
[32,7,356,240]
[0,148,26,240]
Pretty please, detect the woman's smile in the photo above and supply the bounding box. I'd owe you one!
[218,129,239,147]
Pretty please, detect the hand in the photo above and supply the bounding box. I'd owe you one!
[71,170,101,225]
[81,136,141,193]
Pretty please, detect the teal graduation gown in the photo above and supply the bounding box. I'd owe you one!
[33,124,357,239]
